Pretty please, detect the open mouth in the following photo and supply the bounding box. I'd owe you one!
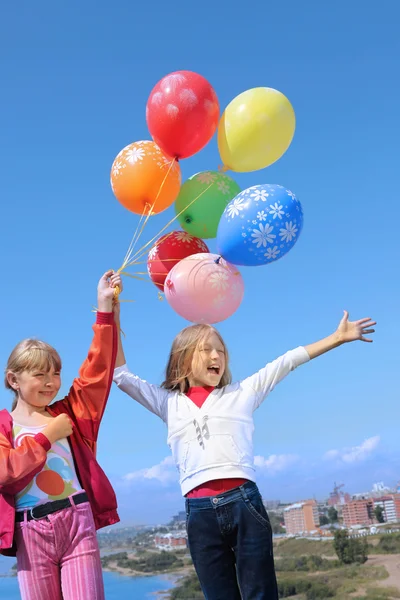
[207,366,220,375]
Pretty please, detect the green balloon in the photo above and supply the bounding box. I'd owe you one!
[175,171,241,239]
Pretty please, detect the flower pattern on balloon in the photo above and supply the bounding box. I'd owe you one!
[173,231,195,244]
[227,197,245,218]
[209,271,229,290]
[251,189,269,202]
[279,221,298,242]
[196,172,217,184]
[160,73,186,93]
[251,223,276,248]
[179,88,198,107]
[264,246,280,260]
[216,180,230,195]
[269,203,284,219]
[125,147,145,164]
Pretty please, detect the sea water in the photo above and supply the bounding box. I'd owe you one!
[0,556,174,599]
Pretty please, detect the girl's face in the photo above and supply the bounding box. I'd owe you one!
[9,367,61,409]
[189,332,226,388]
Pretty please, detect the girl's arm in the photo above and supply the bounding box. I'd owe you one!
[0,431,49,495]
[304,311,375,359]
[243,311,376,410]
[113,302,126,369]
[112,304,169,422]
[0,413,73,494]
[50,271,121,442]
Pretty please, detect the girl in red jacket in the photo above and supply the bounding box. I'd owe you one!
[0,270,121,600]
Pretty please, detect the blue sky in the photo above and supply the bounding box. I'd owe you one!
[0,0,399,525]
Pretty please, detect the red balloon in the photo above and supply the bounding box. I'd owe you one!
[146,71,220,159]
[147,230,209,291]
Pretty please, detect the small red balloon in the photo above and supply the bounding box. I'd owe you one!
[147,230,209,291]
[146,71,220,159]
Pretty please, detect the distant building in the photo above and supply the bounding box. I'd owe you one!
[342,499,375,528]
[170,511,186,525]
[154,531,187,551]
[264,500,281,511]
[372,482,392,497]
[373,495,400,523]
[284,500,320,535]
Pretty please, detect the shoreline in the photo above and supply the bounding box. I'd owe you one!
[102,563,192,598]
[102,562,192,580]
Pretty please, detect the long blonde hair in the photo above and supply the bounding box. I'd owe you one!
[161,324,231,393]
[5,339,62,411]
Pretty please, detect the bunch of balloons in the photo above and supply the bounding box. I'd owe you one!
[110,71,303,324]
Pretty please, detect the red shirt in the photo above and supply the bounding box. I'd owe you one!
[185,386,248,498]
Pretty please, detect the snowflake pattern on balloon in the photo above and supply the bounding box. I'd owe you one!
[179,88,198,107]
[227,197,245,218]
[219,184,303,266]
[196,171,217,184]
[174,231,197,244]
[125,147,145,164]
[217,180,230,195]
[209,271,229,290]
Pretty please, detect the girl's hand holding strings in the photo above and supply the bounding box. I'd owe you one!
[97,271,123,313]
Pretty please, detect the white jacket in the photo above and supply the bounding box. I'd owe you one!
[113,347,310,496]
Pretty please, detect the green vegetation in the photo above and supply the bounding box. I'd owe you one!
[319,515,330,526]
[368,534,400,555]
[275,555,340,572]
[278,577,335,598]
[275,537,336,557]
[351,588,400,600]
[328,507,339,524]
[101,550,184,574]
[374,506,385,524]
[169,573,203,599]
[333,529,368,564]
[168,563,391,599]
[268,511,286,534]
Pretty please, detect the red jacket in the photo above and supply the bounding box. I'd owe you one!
[0,312,119,556]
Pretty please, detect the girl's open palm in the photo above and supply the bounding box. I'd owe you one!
[337,310,376,343]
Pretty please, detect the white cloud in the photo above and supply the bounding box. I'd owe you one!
[324,436,380,464]
[254,454,300,474]
[124,456,178,485]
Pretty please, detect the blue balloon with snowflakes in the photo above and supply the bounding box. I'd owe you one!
[216,184,303,266]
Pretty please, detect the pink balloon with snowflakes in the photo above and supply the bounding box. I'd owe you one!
[164,253,244,324]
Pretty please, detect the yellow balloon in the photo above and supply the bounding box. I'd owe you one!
[218,87,296,172]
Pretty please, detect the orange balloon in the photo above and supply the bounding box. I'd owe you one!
[111,141,181,215]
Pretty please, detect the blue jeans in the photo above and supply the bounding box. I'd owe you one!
[185,481,278,600]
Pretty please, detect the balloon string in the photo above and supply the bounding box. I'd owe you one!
[123,182,214,268]
[121,206,149,268]
[118,157,177,272]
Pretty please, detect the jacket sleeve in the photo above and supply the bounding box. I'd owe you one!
[241,347,310,411]
[113,364,169,423]
[0,432,51,495]
[51,313,117,443]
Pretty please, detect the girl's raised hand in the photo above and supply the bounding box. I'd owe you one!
[97,271,123,312]
[336,310,376,343]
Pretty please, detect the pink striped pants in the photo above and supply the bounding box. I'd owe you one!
[15,499,105,600]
